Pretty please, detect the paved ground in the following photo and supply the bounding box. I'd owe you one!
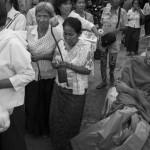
[26,27,150,150]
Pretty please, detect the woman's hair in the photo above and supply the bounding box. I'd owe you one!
[5,0,19,11]
[73,0,88,6]
[63,17,82,34]
[53,0,73,15]
[35,2,55,18]
[0,1,7,27]
[132,0,142,8]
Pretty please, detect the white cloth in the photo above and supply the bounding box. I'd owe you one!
[27,25,63,81]
[26,7,37,26]
[56,11,94,34]
[0,29,35,110]
[0,105,10,133]
[6,7,26,31]
[143,3,150,16]
[127,8,141,28]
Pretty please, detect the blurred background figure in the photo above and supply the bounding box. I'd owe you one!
[4,0,26,30]
[143,0,150,37]
[73,0,94,23]
[126,0,145,56]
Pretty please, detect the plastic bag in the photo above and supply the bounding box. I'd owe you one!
[71,107,150,150]
[0,105,10,133]
[102,87,118,115]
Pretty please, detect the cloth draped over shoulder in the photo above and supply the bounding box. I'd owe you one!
[104,56,150,123]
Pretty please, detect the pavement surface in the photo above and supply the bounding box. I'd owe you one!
[26,27,150,150]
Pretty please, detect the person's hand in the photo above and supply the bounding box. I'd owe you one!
[116,80,130,93]
[58,61,70,69]
[31,54,41,62]
[49,16,59,27]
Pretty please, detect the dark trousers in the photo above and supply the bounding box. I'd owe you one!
[25,78,55,136]
[0,105,27,150]
[100,50,117,82]
[145,15,150,35]
[126,27,140,53]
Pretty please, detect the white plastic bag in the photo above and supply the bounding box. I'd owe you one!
[0,105,10,133]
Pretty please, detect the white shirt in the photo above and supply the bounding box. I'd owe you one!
[6,7,26,31]
[56,11,94,34]
[143,3,150,16]
[0,29,35,110]
[127,8,141,28]
[26,7,37,26]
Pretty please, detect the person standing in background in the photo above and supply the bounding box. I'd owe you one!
[4,0,26,30]
[143,0,150,37]
[96,0,127,89]
[73,0,94,23]
[126,0,145,56]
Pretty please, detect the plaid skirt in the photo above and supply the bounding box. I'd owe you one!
[50,83,86,150]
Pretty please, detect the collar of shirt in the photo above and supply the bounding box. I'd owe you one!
[7,7,20,20]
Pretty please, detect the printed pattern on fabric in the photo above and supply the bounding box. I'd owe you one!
[53,39,94,95]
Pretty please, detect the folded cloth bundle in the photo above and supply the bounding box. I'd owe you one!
[0,105,10,133]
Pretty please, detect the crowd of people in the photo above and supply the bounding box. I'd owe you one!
[0,0,150,150]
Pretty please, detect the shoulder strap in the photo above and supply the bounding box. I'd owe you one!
[116,7,121,29]
[51,26,64,61]
[4,13,20,29]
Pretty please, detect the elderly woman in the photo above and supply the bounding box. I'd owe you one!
[50,17,94,150]
[96,0,127,89]
[0,1,35,150]
[4,0,26,30]
[25,2,63,137]
[53,0,99,37]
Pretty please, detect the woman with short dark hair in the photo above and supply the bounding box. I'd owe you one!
[50,17,94,150]
[0,1,35,150]
[126,0,145,56]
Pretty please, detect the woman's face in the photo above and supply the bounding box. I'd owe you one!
[59,0,72,16]
[36,9,51,29]
[75,0,86,12]
[63,24,80,46]
[133,0,139,9]
[111,0,121,7]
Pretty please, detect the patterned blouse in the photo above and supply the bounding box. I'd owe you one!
[27,25,63,81]
[53,38,94,95]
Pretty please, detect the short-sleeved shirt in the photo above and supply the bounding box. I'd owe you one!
[53,39,93,95]
[127,8,142,28]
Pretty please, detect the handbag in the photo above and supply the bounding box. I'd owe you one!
[51,26,69,85]
[101,7,121,47]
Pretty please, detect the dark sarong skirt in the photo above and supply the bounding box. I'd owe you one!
[0,105,27,150]
[50,83,86,150]
[25,78,55,136]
